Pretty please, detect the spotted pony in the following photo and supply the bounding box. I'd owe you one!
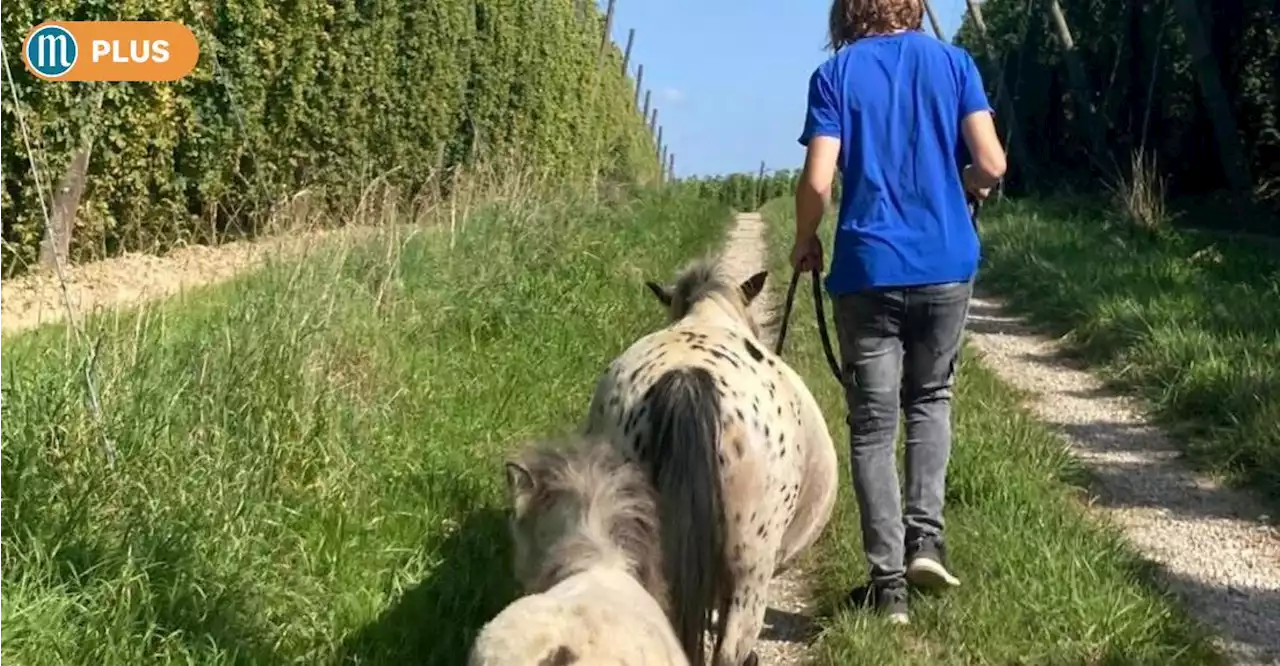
[582,255,839,666]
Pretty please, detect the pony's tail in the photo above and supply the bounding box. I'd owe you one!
[638,365,724,666]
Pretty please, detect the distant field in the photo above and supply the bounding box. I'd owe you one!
[0,191,727,665]
[759,197,1222,665]
[974,197,1280,505]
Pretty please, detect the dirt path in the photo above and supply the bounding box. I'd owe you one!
[1,227,366,336]
[717,212,816,666]
[965,292,1280,666]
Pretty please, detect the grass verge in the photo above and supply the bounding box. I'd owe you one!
[759,197,1223,665]
[0,189,728,665]
[974,197,1280,506]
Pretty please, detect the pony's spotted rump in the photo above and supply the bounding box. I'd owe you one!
[585,254,839,666]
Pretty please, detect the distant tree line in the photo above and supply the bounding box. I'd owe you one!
[675,168,849,212]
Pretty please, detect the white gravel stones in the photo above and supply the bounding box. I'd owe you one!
[965,292,1280,666]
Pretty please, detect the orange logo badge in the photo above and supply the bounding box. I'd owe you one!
[22,21,199,82]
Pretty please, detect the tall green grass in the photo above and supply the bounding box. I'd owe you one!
[974,197,1280,505]
[0,190,727,665]
[760,197,1223,665]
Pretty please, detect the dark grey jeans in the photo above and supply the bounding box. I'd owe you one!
[832,280,973,585]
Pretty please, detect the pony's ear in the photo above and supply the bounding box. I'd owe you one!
[504,460,536,502]
[645,281,673,307]
[740,271,768,303]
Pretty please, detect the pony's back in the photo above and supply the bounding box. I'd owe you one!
[468,567,688,666]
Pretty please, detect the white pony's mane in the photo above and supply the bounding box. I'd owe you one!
[509,437,669,611]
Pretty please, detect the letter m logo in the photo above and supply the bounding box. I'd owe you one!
[25,24,78,78]
[36,33,72,67]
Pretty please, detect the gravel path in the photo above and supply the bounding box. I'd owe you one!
[0,227,367,335]
[716,212,817,666]
[965,291,1280,666]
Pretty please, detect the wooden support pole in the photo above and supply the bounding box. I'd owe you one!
[596,0,617,69]
[966,0,989,33]
[923,0,945,40]
[667,153,675,181]
[642,89,652,122]
[1044,0,1106,162]
[587,0,617,183]
[40,144,92,271]
[621,28,635,75]
[649,107,659,138]
[1170,0,1252,192]
[38,86,105,272]
[660,142,669,181]
[634,64,645,109]
[964,0,1035,191]
[656,126,664,155]
[755,160,766,209]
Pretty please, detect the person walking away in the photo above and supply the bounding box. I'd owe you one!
[790,0,1007,625]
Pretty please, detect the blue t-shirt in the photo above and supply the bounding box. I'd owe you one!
[798,31,993,295]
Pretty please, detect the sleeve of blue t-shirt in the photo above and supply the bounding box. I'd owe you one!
[958,51,993,119]
[798,65,841,146]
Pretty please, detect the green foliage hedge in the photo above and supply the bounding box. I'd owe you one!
[1,0,656,275]
[955,0,1279,212]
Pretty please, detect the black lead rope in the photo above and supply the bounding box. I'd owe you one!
[773,268,844,385]
[772,194,983,387]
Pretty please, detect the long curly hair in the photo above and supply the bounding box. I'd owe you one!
[827,0,924,51]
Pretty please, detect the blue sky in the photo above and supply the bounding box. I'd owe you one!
[605,0,971,178]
